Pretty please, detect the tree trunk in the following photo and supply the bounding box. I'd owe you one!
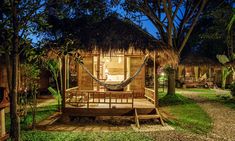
[154,51,159,107]
[221,78,226,89]
[55,80,61,112]
[10,0,20,140]
[61,56,66,112]
[58,58,63,112]
[167,68,176,95]
[6,54,12,92]
[32,86,37,130]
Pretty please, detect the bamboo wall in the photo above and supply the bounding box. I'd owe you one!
[78,56,93,90]
[129,57,145,92]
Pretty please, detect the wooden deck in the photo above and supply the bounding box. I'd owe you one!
[66,98,154,109]
[64,88,158,117]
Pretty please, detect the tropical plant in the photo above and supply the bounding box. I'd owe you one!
[227,11,235,31]
[48,86,61,110]
[45,59,61,112]
[19,63,40,129]
[230,82,235,99]
[216,55,233,89]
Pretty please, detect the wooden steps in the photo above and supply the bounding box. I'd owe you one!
[138,115,160,119]
[135,108,164,128]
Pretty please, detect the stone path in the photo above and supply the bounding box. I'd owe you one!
[181,89,235,141]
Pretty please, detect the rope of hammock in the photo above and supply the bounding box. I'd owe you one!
[78,55,149,91]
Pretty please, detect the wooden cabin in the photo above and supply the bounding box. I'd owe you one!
[177,54,221,88]
[61,49,175,127]
[46,16,178,126]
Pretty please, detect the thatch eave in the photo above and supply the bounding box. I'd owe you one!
[180,55,221,67]
[43,16,178,66]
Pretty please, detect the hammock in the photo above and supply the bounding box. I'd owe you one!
[78,55,149,91]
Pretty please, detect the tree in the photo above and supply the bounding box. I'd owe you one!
[117,0,208,95]
[187,2,234,60]
[19,63,40,129]
[39,0,111,111]
[186,2,234,89]
[0,0,46,140]
[11,1,20,140]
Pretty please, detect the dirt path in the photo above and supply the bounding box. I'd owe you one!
[181,90,235,141]
[5,98,55,113]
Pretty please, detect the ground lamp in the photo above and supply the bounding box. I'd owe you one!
[0,87,9,140]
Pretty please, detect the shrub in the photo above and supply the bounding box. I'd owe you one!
[229,82,235,97]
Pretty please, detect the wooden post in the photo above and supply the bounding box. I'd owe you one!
[97,55,100,91]
[77,62,80,91]
[66,55,70,89]
[132,91,134,108]
[0,108,6,138]
[194,66,199,81]
[62,55,66,112]
[87,92,90,108]
[124,55,127,80]
[154,51,159,108]
[109,92,111,108]
[127,57,130,91]
[208,67,212,79]
[0,87,9,140]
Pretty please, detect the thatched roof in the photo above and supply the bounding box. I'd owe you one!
[85,16,163,51]
[44,16,178,66]
[180,54,221,67]
[81,16,179,66]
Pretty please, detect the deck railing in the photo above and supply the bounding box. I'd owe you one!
[144,88,154,103]
[65,87,134,108]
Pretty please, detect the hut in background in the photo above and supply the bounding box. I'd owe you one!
[177,54,221,88]
[225,60,235,85]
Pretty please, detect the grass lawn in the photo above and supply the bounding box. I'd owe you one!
[159,93,212,134]
[198,92,235,109]
[20,131,153,141]
[6,104,57,131]
[178,88,215,93]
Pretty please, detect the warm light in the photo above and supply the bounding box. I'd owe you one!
[161,72,165,76]
[118,57,122,63]
[105,68,109,74]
